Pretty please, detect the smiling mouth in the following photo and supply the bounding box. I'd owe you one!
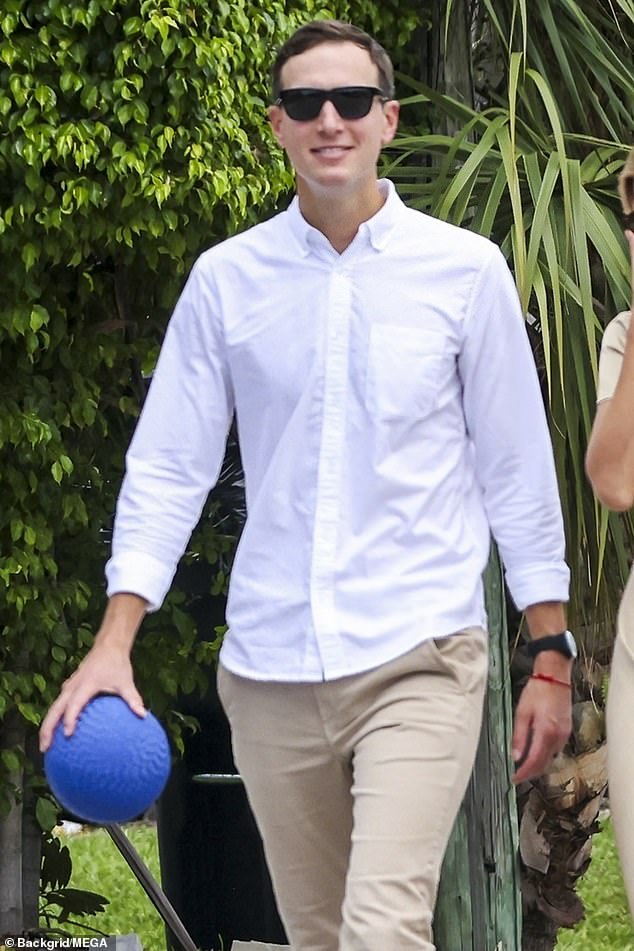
[311,146,353,157]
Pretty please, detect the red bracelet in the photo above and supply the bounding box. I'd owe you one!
[530,673,571,689]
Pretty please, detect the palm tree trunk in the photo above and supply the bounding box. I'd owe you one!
[22,734,42,931]
[0,710,26,932]
[427,0,474,111]
[422,8,522,946]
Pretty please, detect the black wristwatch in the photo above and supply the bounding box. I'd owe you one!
[526,630,578,660]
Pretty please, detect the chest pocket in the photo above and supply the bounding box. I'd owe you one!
[365,325,447,421]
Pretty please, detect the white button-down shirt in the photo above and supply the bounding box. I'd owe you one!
[106,180,569,681]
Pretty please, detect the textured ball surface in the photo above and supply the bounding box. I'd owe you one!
[44,695,171,824]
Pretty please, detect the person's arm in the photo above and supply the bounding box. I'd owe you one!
[458,246,572,783]
[585,232,634,511]
[39,258,235,750]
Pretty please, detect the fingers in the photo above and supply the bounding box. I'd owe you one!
[511,701,530,768]
[512,720,564,784]
[39,651,145,753]
[119,684,147,718]
[39,689,73,752]
[511,681,572,785]
[38,673,101,752]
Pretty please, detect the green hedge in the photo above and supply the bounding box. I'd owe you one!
[0,0,424,809]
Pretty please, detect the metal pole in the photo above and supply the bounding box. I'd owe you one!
[105,822,199,951]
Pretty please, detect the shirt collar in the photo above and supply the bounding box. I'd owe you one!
[285,179,404,256]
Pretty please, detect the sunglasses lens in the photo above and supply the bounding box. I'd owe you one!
[332,89,375,119]
[279,88,380,121]
[282,91,326,121]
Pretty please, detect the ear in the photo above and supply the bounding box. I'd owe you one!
[380,100,400,147]
[268,105,285,147]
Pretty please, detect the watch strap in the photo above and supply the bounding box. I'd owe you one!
[526,631,576,659]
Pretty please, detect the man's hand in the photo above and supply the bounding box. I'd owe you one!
[39,641,145,752]
[39,593,148,752]
[511,675,572,784]
[514,603,573,782]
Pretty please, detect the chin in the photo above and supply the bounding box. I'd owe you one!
[305,169,363,192]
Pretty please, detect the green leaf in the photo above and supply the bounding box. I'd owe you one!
[123,16,143,36]
[51,461,63,484]
[1,749,21,772]
[21,243,38,270]
[35,84,57,110]
[48,886,110,916]
[33,673,47,693]
[10,519,23,541]
[42,837,72,890]
[36,796,60,832]
[17,701,40,726]
[59,454,74,475]
[30,304,49,331]
[51,645,66,663]
[80,85,98,111]
[116,102,134,125]
[24,525,37,546]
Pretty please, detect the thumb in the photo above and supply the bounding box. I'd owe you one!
[512,701,531,763]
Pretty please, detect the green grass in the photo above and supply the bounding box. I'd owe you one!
[556,817,634,950]
[49,816,634,950]
[50,821,167,951]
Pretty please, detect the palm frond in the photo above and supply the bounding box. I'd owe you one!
[384,0,634,640]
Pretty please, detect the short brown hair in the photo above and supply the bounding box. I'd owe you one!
[271,20,395,100]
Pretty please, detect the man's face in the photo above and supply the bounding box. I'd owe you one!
[268,41,399,203]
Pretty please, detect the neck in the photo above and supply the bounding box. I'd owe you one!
[297,181,386,254]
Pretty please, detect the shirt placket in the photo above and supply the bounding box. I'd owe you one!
[310,264,353,677]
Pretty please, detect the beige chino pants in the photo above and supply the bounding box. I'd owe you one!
[217,628,488,951]
[606,569,634,916]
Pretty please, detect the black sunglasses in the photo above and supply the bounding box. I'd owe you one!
[275,86,389,122]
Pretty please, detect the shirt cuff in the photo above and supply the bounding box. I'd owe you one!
[504,562,571,612]
[105,551,177,613]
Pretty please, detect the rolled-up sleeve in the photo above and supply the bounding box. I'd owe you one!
[105,260,234,610]
[459,248,570,610]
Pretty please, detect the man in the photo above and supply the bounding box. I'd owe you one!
[41,20,573,951]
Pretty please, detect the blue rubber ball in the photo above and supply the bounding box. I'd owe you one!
[44,695,171,824]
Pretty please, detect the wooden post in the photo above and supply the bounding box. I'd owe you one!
[434,548,521,950]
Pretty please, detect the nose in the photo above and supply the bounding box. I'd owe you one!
[316,98,344,132]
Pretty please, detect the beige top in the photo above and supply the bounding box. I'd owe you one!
[597,310,632,401]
